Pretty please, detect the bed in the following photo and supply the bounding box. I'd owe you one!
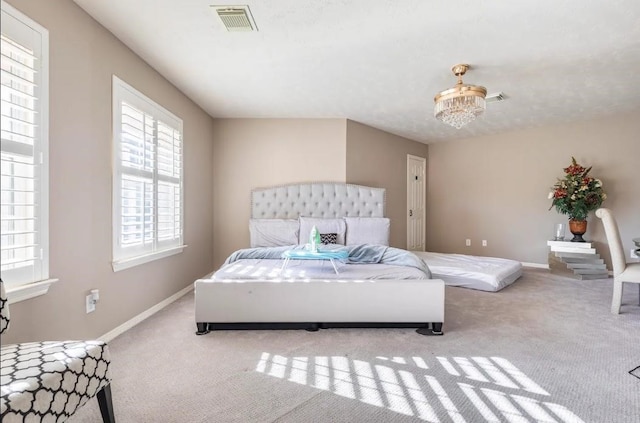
[194,182,446,336]
[413,252,523,292]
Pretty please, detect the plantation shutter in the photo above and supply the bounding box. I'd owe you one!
[156,121,182,245]
[112,77,183,268]
[0,7,49,288]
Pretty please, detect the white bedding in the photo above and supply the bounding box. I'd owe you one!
[213,258,429,281]
[413,252,522,292]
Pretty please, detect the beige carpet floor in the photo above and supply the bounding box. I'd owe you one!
[71,269,640,423]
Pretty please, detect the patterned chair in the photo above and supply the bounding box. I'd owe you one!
[0,280,116,422]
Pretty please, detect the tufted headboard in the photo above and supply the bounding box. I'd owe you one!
[251,182,386,219]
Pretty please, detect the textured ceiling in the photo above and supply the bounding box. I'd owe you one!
[72,0,640,143]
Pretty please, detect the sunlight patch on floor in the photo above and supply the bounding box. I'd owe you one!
[255,353,585,423]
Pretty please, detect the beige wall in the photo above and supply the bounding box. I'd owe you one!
[346,120,429,248]
[4,0,215,344]
[212,119,347,268]
[427,113,640,268]
[5,0,637,345]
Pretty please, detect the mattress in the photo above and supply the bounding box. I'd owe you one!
[413,252,522,292]
[212,258,429,281]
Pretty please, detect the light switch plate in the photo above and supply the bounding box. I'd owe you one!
[86,294,95,313]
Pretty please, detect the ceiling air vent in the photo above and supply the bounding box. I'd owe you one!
[211,5,257,32]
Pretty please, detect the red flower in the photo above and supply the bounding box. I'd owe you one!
[554,189,567,199]
[563,164,585,176]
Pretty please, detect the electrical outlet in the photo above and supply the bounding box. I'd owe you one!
[631,249,639,259]
[86,294,96,313]
[465,239,471,247]
[482,240,487,247]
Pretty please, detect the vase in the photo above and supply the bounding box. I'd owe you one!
[568,219,587,242]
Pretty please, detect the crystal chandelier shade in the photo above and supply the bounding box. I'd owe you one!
[434,64,487,129]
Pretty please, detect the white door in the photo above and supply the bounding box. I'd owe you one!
[407,155,426,251]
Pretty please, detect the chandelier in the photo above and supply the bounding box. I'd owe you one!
[434,64,487,129]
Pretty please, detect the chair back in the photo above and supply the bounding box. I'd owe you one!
[595,208,627,276]
[0,279,9,334]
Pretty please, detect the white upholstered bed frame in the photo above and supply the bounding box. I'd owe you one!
[194,182,445,335]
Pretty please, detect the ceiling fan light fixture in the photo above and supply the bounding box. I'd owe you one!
[434,64,487,129]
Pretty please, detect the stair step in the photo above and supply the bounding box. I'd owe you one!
[561,257,604,264]
[550,246,597,254]
[567,263,607,270]
[552,252,601,260]
[550,268,608,280]
[573,268,609,275]
[577,273,610,280]
[547,240,594,248]
[548,255,603,267]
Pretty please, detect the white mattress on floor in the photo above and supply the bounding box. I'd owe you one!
[212,258,429,281]
[413,252,523,292]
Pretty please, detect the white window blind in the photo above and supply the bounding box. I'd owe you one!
[1,2,49,289]
[112,76,183,270]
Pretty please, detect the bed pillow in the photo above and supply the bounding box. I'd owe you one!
[249,219,299,247]
[299,217,346,245]
[320,233,337,244]
[344,217,390,246]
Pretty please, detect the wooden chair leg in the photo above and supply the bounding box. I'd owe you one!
[97,383,116,423]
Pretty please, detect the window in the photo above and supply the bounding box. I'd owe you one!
[112,76,184,271]
[1,2,50,291]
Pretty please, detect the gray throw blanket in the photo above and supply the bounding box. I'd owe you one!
[224,244,432,278]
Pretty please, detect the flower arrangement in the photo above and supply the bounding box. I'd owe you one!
[548,157,606,221]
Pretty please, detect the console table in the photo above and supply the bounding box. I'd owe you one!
[547,240,608,280]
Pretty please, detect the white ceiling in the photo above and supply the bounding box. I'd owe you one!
[72,0,640,143]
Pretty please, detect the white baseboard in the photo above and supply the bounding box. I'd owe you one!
[99,285,193,342]
[520,262,612,276]
[521,262,549,269]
